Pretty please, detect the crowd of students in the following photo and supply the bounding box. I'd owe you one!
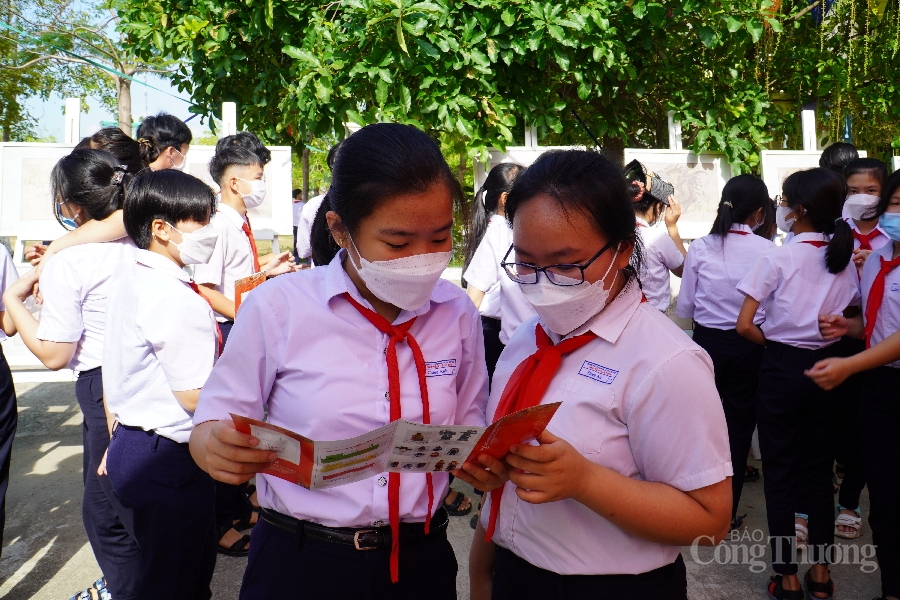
[0,120,896,600]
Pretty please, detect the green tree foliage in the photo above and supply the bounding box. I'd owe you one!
[117,0,900,173]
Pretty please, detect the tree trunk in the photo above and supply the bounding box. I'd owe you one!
[301,133,311,202]
[117,76,132,136]
[602,135,625,166]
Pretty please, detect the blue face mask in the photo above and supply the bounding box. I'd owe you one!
[879,212,900,242]
[55,201,77,231]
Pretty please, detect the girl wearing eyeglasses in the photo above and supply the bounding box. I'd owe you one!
[463,150,732,600]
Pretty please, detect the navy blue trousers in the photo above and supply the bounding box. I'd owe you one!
[0,347,16,554]
[240,515,457,600]
[692,324,763,519]
[76,368,141,599]
[492,547,687,599]
[108,424,216,600]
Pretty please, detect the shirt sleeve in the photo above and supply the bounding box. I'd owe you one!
[736,253,778,303]
[35,254,84,343]
[194,287,284,424]
[463,231,501,294]
[453,302,489,427]
[674,243,699,319]
[295,200,318,260]
[657,232,685,271]
[0,246,18,313]
[192,226,226,287]
[626,348,732,491]
[141,291,216,391]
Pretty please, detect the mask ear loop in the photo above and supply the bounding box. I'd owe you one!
[597,243,620,297]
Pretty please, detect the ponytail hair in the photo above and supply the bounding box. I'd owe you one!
[462,163,526,276]
[75,127,145,172]
[782,168,852,274]
[135,113,192,165]
[50,149,132,228]
[309,123,463,266]
[710,174,769,237]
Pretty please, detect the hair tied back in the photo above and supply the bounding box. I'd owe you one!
[112,164,128,186]
[723,200,734,209]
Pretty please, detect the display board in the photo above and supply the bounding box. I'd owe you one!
[760,149,868,199]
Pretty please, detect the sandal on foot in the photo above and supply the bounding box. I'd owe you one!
[745,464,761,483]
[731,514,747,531]
[803,568,834,600]
[218,533,251,557]
[768,575,805,600]
[834,506,862,539]
[443,490,472,516]
[795,513,809,549]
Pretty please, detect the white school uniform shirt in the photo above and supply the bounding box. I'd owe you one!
[192,202,255,322]
[463,215,506,320]
[636,217,683,311]
[737,232,860,350]
[676,224,774,328]
[193,249,489,528]
[482,276,732,575]
[846,217,890,251]
[35,239,137,371]
[103,250,217,443]
[462,214,536,343]
[292,199,305,227]
[295,194,326,261]
[861,243,900,368]
[0,245,19,342]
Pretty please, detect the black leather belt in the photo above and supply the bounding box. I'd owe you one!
[260,507,449,551]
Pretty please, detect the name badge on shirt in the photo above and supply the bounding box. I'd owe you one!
[425,359,457,377]
[892,283,900,292]
[578,360,619,385]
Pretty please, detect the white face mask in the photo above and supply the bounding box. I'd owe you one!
[170,148,187,171]
[843,194,880,222]
[348,238,452,311]
[520,247,619,336]
[167,223,219,265]
[776,206,796,233]
[237,178,267,209]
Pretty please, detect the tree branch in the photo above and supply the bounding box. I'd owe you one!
[791,1,820,21]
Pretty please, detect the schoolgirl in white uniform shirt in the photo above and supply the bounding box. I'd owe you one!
[676,175,774,529]
[462,162,531,380]
[842,158,890,268]
[104,169,221,600]
[807,171,900,600]
[190,123,495,600]
[1,149,142,599]
[736,168,859,600]
[466,150,732,600]
[0,244,19,554]
[629,178,688,311]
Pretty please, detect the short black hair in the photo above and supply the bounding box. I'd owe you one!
[215,132,271,166]
[208,146,263,186]
[135,113,192,165]
[124,170,215,249]
[292,188,302,197]
[872,170,900,220]
[843,157,888,184]
[819,142,859,173]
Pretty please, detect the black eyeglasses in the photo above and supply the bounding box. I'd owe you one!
[501,242,614,286]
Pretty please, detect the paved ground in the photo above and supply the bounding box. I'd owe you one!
[0,380,884,599]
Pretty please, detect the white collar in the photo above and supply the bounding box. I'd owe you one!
[216,201,248,231]
[543,275,643,345]
[134,249,192,283]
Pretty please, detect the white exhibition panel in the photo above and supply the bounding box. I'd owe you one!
[893,156,900,173]
[760,149,867,198]
[623,149,733,241]
[473,146,574,193]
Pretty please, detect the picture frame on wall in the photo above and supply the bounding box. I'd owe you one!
[760,150,868,199]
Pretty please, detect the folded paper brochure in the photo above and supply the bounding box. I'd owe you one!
[231,402,561,490]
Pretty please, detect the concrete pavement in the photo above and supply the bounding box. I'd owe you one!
[0,380,885,599]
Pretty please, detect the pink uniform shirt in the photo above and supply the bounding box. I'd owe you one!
[194,250,489,528]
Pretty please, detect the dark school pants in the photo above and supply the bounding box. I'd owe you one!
[108,424,217,600]
[692,324,763,518]
[481,316,504,388]
[834,336,867,511]
[240,513,458,600]
[755,341,841,575]
[0,347,16,553]
[860,366,900,598]
[76,368,142,599]
[491,546,687,600]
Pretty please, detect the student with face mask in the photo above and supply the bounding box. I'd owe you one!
[189,123,495,599]
[103,169,221,600]
[2,149,143,600]
[136,113,192,172]
[466,150,732,600]
[842,158,890,270]
[807,171,900,600]
[676,175,774,531]
[736,168,859,600]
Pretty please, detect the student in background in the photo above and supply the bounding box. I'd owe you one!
[190,123,494,599]
[630,180,687,312]
[467,149,731,600]
[807,170,900,600]
[462,162,529,380]
[296,142,341,266]
[1,150,142,600]
[842,158,890,269]
[676,175,774,531]
[104,169,220,599]
[215,131,272,168]
[818,142,859,175]
[736,168,858,600]
[0,244,18,556]
[292,188,304,263]
[136,112,192,172]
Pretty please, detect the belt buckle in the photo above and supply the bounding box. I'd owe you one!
[353,529,379,551]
